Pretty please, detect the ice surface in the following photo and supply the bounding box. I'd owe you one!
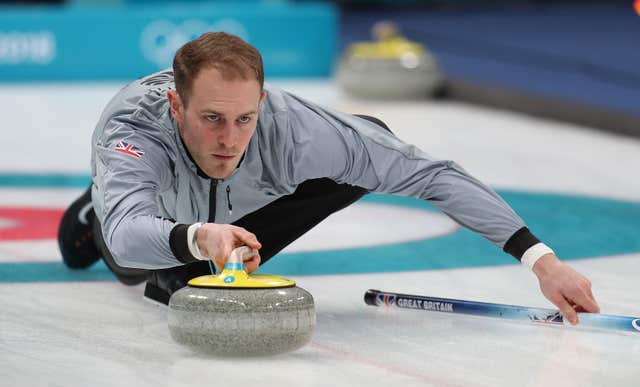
[0,81,638,387]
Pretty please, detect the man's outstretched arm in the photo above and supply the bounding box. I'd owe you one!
[283,102,600,321]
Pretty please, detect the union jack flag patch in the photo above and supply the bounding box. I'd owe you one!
[114,141,144,159]
[376,293,396,306]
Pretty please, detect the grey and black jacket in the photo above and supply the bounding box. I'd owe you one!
[91,69,538,269]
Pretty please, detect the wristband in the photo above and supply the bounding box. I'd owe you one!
[187,223,208,260]
[521,242,554,269]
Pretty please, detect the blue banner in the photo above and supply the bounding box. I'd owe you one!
[0,3,337,81]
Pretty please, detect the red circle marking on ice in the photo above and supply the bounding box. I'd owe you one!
[0,207,63,241]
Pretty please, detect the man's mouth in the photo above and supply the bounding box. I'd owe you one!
[212,154,236,161]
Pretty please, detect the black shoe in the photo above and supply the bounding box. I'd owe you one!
[58,185,101,269]
[144,261,215,305]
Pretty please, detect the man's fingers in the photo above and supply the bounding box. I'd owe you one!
[573,305,588,313]
[242,251,261,263]
[535,257,600,324]
[233,228,262,249]
[212,260,223,273]
[585,287,600,313]
[213,242,233,270]
[243,254,261,273]
[553,295,578,325]
[580,294,600,314]
[568,287,600,314]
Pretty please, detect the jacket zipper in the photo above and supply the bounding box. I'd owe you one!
[226,185,233,216]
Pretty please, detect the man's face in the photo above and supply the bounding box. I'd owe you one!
[168,67,265,179]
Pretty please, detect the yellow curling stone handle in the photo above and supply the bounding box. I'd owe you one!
[348,37,426,60]
[187,246,296,289]
[346,22,425,60]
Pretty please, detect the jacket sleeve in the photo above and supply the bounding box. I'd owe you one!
[92,121,199,269]
[283,96,537,256]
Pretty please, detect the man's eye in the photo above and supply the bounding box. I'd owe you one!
[238,116,251,124]
[206,115,220,122]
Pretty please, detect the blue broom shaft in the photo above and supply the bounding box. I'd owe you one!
[364,289,640,333]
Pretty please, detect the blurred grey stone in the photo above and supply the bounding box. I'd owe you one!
[336,50,443,100]
[168,286,315,356]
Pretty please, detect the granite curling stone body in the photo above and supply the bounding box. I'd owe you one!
[167,247,316,356]
[336,21,442,100]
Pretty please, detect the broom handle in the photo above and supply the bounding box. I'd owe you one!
[364,289,640,334]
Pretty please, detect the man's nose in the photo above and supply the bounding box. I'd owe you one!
[217,121,236,148]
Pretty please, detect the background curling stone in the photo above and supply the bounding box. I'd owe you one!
[336,20,443,100]
[167,246,315,356]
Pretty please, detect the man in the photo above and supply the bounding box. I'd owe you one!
[58,32,599,325]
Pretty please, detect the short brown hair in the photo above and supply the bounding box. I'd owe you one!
[173,32,264,105]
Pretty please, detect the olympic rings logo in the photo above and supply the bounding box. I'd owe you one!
[140,19,249,69]
[0,31,56,65]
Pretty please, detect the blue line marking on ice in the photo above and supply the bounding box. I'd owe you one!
[0,173,91,188]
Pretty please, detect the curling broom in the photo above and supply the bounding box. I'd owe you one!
[364,289,640,333]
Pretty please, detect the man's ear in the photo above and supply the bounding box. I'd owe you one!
[259,90,267,105]
[167,89,183,122]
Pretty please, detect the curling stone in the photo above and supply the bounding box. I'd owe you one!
[336,21,443,100]
[167,246,315,356]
